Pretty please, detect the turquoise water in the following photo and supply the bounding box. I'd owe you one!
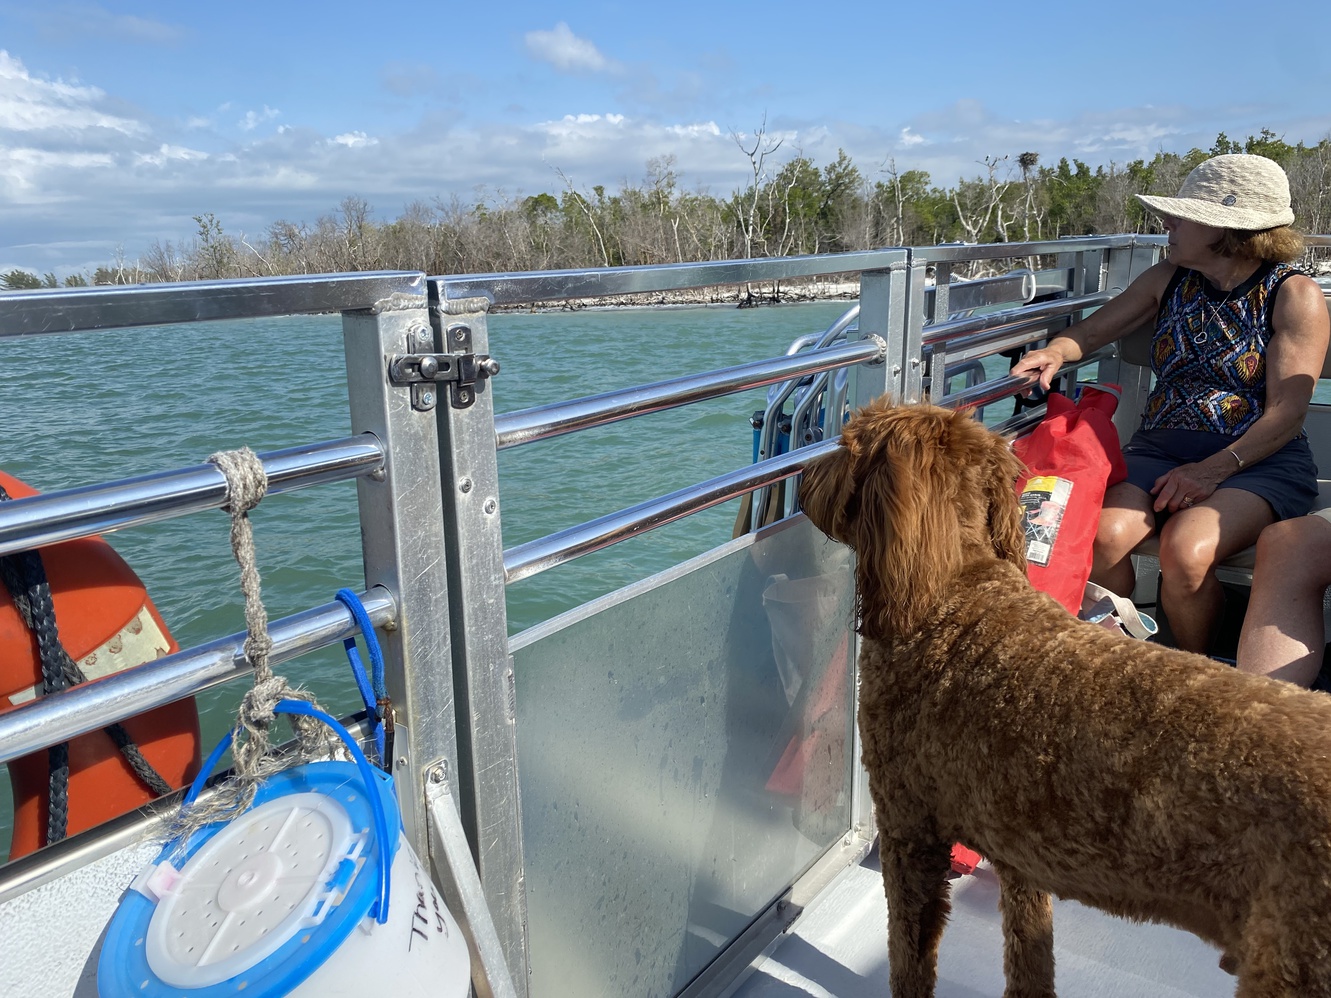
[0,300,859,846]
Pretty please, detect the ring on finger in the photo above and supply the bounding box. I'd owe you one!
[1181,495,1195,507]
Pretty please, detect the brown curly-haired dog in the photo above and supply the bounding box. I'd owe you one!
[799,397,1331,998]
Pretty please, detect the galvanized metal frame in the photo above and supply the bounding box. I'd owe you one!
[341,295,461,871]
[853,254,912,407]
[427,284,531,994]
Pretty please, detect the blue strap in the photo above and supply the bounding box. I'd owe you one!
[274,699,393,924]
[180,700,394,924]
[334,588,387,766]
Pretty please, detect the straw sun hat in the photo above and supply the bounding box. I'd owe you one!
[1136,153,1294,231]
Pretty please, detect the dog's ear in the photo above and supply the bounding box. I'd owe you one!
[799,446,858,545]
[850,406,965,640]
[986,433,1028,571]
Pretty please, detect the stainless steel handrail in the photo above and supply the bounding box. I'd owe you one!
[0,436,385,555]
[940,343,1117,412]
[753,306,862,471]
[436,251,907,306]
[0,272,426,337]
[942,374,1038,412]
[923,291,1115,348]
[494,340,884,449]
[913,234,1165,264]
[0,588,396,765]
[503,441,838,583]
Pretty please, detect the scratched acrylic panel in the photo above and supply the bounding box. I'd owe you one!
[509,515,856,997]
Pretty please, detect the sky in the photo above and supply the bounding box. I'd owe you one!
[3,0,1331,279]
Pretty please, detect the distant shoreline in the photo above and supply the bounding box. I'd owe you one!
[493,278,861,312]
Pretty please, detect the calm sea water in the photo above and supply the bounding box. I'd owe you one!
[0,299,859,844]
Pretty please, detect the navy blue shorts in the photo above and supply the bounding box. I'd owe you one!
[1122,428,1318,522]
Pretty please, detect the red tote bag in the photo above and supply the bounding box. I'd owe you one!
[1011,385,1127,614]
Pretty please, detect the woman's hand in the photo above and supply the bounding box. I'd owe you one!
[1150,461,1229,513]
[1010,347,1066,392]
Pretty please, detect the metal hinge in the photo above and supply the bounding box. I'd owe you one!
[389,324,499,411]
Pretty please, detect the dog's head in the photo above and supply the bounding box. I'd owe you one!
[799,398,1026,640]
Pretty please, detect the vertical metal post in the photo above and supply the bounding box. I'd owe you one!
[853,252,912,409]
[428,284,529,995]
[1104,240,1163,443]
[846,255,909,851]
[340,287,458,869]
[898,252,930,404]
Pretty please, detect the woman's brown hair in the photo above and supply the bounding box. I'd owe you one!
[1211,225,1305,263]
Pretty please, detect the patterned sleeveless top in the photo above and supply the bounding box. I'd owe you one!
[1141,261,1302,435]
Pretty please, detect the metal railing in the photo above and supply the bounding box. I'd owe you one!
[0,438,385,556]
[0,235,1186,998]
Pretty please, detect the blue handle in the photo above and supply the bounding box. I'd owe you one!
[335,588,387,766]
[181,701,394,924]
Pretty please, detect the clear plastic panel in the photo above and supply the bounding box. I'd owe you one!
[511,517,856,997]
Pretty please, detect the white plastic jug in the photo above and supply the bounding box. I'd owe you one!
[97,704,470,997]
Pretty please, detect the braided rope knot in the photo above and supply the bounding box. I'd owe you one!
[171,448,336,837]
[207,448,274,682]
[208,447,268,516]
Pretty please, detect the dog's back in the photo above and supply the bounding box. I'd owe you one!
[800,399,1331,995]
[860,559,1331,945]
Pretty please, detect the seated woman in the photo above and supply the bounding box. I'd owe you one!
[1236,511,1331,687]
[1012,154,1329,653]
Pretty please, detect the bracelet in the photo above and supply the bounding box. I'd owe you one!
[1225,448,1245,471]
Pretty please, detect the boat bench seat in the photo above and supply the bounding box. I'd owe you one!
[1130,479,1331,585]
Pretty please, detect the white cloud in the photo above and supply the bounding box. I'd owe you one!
[135,144,209,167]
[667,121,723,139]
[524,23,616,74]
[239,106,281,131]
[0,146,117,203]
[332,131,378,148]
[0,50,145,135]
[898,127,925,147]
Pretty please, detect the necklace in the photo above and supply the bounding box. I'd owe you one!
[1192,278,1243,346]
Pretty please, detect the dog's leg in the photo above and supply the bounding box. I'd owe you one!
[880,833,952,998]
[993,862,1055,998]
[1233,886,1331,998]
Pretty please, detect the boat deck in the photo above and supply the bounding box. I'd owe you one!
[733,846,1234,998]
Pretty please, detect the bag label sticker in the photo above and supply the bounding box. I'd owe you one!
[1019,475,1073,567]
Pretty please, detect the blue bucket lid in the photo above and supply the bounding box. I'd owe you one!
[98,759,401,996]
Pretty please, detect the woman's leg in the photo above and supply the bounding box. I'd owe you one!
[1091,482,1156,597]
[1157,489,1275,654]
[1236,513,1331,686]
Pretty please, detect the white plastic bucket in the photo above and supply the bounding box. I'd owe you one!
[97,704,470,997]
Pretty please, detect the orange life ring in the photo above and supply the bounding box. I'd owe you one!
[0,470,201,859]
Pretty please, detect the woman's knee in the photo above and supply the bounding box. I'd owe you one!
[1156,526,1219,587]
[1255,516,1331,584]
[1094,520,1147,566]
[1253,518,1297,566]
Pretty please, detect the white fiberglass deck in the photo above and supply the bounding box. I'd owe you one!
[733,846,1235,998]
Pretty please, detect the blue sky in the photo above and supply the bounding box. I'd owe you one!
[3,0,1330,278]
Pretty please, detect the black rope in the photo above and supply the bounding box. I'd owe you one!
[0,485,173,845]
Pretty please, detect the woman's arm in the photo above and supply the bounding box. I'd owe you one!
[1148,274,1330,512]
[1010,262,1173,390]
